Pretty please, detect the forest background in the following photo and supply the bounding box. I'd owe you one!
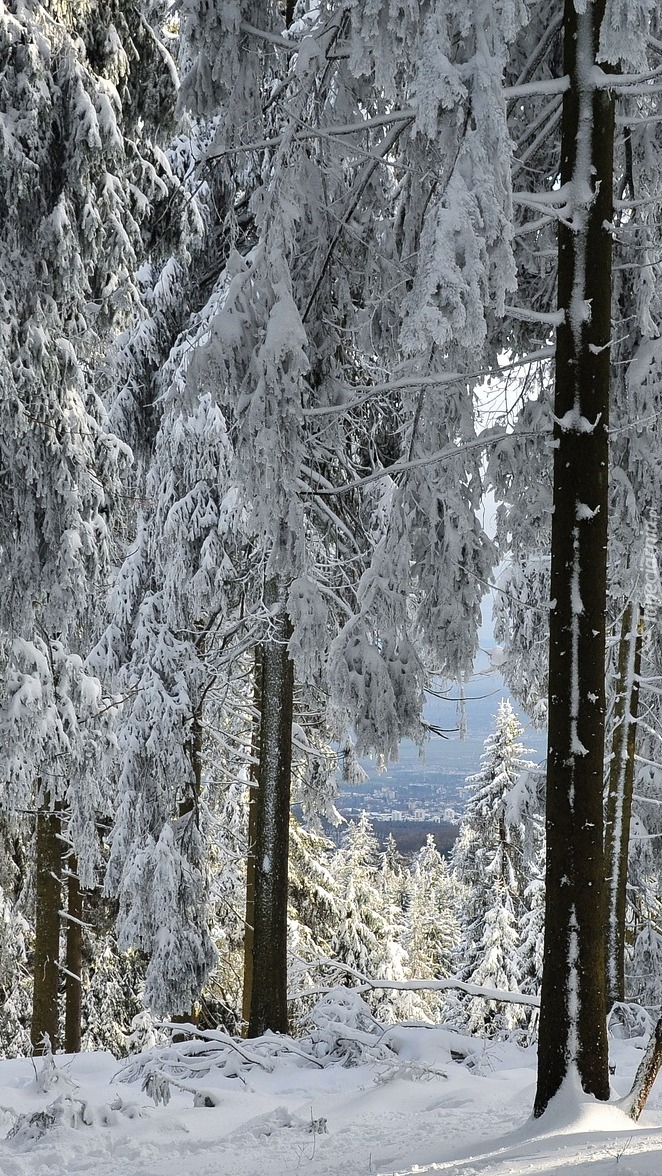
[1,0,662,1127]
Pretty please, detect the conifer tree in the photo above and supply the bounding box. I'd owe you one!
[331,815,391,982]
[453,701,542,1035]
[171,0,518,1036]
[407,835,458,985]
[63,0,662,1115]
[0,0,186,1046]
[404,835,459,1022]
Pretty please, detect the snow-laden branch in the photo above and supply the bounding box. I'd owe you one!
[292,959,541,1008]
[616,113,662,129]
[204,110,415,162]
[302,349,555,418]
[591,63,662,89]
[157,1022,276,1070]
[504,76,570,99]
[513,187,576,209]
[239,19,298,50]
[610,81,662,96]
[304,426,552,497]
[505,305,564,326]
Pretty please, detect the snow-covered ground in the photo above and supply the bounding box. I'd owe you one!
[0,1008,660,1176]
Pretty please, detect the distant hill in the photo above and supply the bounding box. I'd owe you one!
[371,819,458,859]
[323,814,459,860]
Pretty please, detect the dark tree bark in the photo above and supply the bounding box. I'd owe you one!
[242,647,262,1033]
[604,602,643,1005]
[247,579,294,1038]
[64,853,83,1053]
[172,684,205,1037]
[31,795,62,1053]
[534,0,615,1117]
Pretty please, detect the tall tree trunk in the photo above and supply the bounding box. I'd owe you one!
[604,602,643,1005]
[534,0,615,1117]
[172,684,205,1036]
[31,794,62,1054]
[247,579,294,1038]
[64,853,83,1053]
[242,647,262,1033]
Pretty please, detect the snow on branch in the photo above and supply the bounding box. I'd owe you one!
[204,110,416,162]
[503,77,570,99]
[292,959,540,1009]
[504,305,565,326]
[591,62,662,88]
[553,410,603,434]
[302,349,555,418]
[305,428,552,498]
[239,20,299,50]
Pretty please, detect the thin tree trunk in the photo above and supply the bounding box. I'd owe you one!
[604,602,643,1005]
[247,578,294,1038]
[172,684,205,1036]
[534,0,615,1117]
[31,794,62,1054]
[620,1013,662,1120]
[242,647,262,1033]
[64,853,83,1053]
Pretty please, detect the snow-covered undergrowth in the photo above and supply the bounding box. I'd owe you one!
[0,992,661,1176]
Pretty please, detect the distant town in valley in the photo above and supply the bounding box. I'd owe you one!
[331,672,548,858]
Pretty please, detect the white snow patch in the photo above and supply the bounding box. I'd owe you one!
[575,502,600,521]
[0,1028,659,1176]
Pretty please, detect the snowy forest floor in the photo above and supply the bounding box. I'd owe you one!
[0,1018,661,1176]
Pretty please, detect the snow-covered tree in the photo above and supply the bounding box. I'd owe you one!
[453,701,542,1036]
[168,0,526,1037]
[407,836,458,984]
[0,818,31,1058]
[331,815,390,983]
[0,0,192,1048]
[471,0,662,1113]
[287,820,343,1020]
[402,835,459,1022]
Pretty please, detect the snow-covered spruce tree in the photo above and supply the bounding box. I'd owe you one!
[601,139,662,1005]
[155,0,662,1099]
[172,0,539,1035]
[404,835,459,1022]
[490,78,662,1022]
[287,820,343,1020]
[0,0,186,1050]
[330,815,392,984]
[328,813,419,1022]
[94,383,238,1015]
[452,700,542,1036]
[378,833,410,945]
